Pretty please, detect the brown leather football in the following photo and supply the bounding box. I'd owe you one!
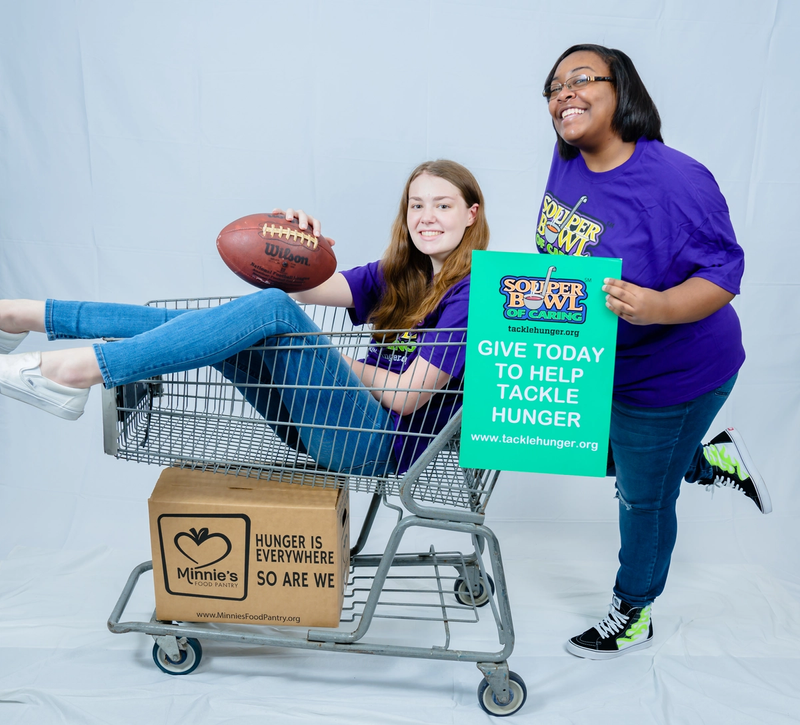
[216,213,336,292]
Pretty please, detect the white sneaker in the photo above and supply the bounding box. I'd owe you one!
[0,352,89,420]
[0,329,28,354]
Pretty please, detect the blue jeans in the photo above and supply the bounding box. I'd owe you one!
[45,290,397,476]
[607,374,736,607]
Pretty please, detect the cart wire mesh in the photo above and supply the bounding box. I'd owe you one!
[103,296,498,513]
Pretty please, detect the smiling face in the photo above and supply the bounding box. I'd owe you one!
[548,51,619,156]
[406,172,478,274]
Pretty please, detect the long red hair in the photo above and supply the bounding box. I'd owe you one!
[369,160,489,335]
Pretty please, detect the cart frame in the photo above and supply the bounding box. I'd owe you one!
[102,297,526,716]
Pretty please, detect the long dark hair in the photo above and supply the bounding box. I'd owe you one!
[544,44,663,160]
[369,159,489,334]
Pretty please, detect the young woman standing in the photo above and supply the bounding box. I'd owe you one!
[538,44,771,659]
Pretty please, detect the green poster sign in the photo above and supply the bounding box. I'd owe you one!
[460,251,621,477]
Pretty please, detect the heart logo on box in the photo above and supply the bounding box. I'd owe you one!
[174,527,232,569]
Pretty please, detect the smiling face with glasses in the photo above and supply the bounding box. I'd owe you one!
[544,50,632,170]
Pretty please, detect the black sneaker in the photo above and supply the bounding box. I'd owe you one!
[701,427,772,514]
[566,596,653,659]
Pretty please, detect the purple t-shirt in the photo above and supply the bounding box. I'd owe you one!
[536,138,745,406]
[340,261,469,473]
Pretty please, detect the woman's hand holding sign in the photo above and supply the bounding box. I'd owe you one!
[602,278,667,325]
[603,277,734,326]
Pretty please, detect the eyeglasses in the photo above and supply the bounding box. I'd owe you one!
[542,74,614,101]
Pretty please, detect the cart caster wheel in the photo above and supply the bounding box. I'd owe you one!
[454,574,495,607]
[152,638,202,675]
[477,671,527,716]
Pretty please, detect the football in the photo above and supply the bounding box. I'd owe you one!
[216,213,337,292]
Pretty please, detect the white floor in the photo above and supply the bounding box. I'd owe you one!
[1,493,798,725]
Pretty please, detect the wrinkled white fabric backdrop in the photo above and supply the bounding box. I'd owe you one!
[1,1,798,723]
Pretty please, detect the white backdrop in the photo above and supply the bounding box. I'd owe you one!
[1,1,799,723]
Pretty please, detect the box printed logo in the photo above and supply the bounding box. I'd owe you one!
[174,527,232,568]
[500,266,588,324]
[158,514,250,601]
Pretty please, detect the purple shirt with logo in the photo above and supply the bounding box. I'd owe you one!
[536,138,745,406]
[341,261,469,472]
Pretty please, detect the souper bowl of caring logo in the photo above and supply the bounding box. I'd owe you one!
[500,266,588,323]
[158,514,250,601]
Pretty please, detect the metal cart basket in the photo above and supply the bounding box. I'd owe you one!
[102,296,526,717]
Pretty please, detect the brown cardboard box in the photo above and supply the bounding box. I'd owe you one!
[148,468,349,627]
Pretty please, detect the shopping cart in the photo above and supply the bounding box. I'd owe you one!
[102,296,526,717]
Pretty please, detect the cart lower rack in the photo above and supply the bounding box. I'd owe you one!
[102,297,526,717]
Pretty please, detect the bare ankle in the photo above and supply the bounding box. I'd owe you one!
[40,348,103,389]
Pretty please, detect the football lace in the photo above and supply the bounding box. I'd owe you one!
[259,223,319,250]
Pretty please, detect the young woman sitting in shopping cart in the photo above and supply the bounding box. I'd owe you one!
[0,159,489,478]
